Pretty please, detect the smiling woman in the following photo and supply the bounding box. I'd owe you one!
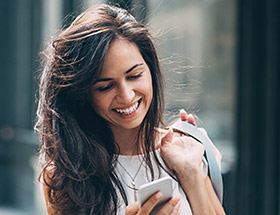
[91,39,153,139]
[35,4,225,215]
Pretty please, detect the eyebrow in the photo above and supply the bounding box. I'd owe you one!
[94,63,144,83]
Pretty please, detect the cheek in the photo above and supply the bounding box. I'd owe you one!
[91,94,108,114]
[146,82,153,99]
[135,79,153,100]
[145,75,153,99]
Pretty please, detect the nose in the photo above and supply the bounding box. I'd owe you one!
[116,82,135,104]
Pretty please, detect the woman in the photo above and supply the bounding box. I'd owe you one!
[35,4,225,215]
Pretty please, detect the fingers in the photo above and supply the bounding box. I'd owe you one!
[187,114,197,126]
[173,201,181,214]
[125,202,139,215]
[179,109,188,121]
[179,109,197,126]
[156,194,181,215]
[161,128,173,147]
[170,202,181,215]
[138,192,162,215]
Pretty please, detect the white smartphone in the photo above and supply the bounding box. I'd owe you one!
[138,177,174,214]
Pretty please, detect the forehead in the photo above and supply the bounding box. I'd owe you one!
[100,39,146,77]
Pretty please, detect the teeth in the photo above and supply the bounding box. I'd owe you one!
[115,101,139,115]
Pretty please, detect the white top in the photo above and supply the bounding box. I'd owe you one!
[115,150,209,215]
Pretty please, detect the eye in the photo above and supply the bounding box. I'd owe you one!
[127,72,143,80]
[97,84,114,92]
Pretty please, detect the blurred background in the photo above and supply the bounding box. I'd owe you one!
[0,0,279,214]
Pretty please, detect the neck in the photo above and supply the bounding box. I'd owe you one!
[111,126,142,155]
[111,127,165,156]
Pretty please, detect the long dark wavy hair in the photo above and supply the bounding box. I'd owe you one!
[35,4,165,214]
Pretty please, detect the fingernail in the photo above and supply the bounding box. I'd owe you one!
[179,109,186,114]
[188,113,194,118]
[155,192,162,199]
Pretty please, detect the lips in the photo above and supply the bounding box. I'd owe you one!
[113,99,141,115]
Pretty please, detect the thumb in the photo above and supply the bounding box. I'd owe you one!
[125,202,139,215]
[161,128,173,146]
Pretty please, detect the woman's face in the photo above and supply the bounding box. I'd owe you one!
[91,39,153,132]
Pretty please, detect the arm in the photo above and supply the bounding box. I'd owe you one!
[205,176,226,214]
[176,164,225,214]
[42,183,58,215]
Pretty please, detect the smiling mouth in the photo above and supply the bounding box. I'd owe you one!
[113,99,141,115]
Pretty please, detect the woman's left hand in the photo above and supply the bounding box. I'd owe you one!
[160,110,204,177]
[160,110,226,215]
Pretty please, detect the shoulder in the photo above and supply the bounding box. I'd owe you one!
[40,164,57,214]
[40,163,55,184]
